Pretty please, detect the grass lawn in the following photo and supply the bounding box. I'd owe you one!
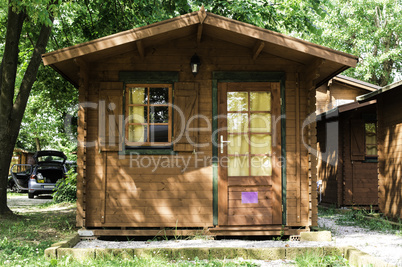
[1,193,260,266]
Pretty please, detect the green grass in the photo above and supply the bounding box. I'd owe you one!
[1,193,259,267]
[294,250,349,267]
[318,205,402,235]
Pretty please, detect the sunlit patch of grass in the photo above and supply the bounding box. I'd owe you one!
[294,250,349,267]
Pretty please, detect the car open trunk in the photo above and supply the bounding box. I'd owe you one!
[36,167,65,183]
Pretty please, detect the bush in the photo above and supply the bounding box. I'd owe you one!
[52,169,77,203]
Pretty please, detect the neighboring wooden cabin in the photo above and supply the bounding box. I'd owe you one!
[316,74,380,114]
[357,81,402,219]
[316,76,380,207]
[9,148,34,175]
[42,8,357,236]
[316,100,378,207]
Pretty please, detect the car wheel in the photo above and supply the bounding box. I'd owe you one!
[28,193,34,199]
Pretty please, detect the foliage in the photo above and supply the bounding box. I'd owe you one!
[52,169,77,203]
[294,250,349,267]
[301,0,402,86]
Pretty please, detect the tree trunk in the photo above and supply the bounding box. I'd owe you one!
[0,5,53,214]
[35,137,41,151]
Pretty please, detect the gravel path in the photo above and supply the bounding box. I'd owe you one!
[75,215,402,266]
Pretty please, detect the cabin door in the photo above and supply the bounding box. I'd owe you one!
[218,82,282,226]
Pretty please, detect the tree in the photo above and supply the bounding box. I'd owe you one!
[301,0,402,86]
[0,0,59,214]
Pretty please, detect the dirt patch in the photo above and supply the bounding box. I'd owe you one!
[7,194,53,210]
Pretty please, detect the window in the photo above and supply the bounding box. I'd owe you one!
[125,84,172,147]
[365,122,377,157]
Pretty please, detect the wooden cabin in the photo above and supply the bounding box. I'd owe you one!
[357,81,402,219]
[316,76,380,207]
[316,74,380,114]
[316,100,378,207]
[9,148,34,175]
[41,8,358,236]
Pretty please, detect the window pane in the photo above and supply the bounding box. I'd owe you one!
[228,134,249,155]
[227,92,248,111]
[128,125,147,142]
[250,113,271,132]
[150,106,169,123]
[366,145,377,156]
[228,156,249,176]
[250,156,272,176]
[250,134,271,155]
[150,125,169,143]
[150,87,169,104]
[228,113,248,133]
[129,87,147,104]
[250,92,271,111]
[128,106,147,123]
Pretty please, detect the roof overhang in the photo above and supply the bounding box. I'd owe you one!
[333,75,380,92]
[317,99,377,121]
[357,80,402,102]
[42,8,358,87]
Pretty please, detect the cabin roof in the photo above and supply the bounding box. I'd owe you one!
[42,7,358,87]
[357,79,402,102]
[333,75,380,92]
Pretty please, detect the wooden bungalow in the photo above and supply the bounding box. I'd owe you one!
[9,148,35,175]
[357,80,402,219]
[41,8,358,236]
[316,76,380,207]
[316,74,380,114]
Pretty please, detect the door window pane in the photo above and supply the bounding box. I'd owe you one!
[227,92,248,111]
[250,156,272,176]
[228,134,249,155]
[250,92,271,111]
[250,134,271,155]
[250,114,271,132]
[228,156,249,176]
[228,113,249,133]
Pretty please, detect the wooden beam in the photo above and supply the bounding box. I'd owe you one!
[305,59,325,91]
[197,6,207,44]
[136,40,145,59]
[252,41,265,60]
[197,24,203,44]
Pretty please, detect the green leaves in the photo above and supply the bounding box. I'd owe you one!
[304,0,402,86]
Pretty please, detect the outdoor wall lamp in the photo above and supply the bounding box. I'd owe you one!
[190,53,201,76]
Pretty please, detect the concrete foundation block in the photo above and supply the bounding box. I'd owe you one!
[57,248,95,260]
[300,231,332,241]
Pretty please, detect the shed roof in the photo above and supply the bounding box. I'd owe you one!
[357,79,402,102]
[42,7,358,87]
[333,75,380,92]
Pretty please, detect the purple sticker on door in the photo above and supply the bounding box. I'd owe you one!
[242,192,258,204]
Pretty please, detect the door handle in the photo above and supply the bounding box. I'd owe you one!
[220,135,231,153]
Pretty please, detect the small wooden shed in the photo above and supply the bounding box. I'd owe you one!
[316,75,380,114]
[42,9,358,236]
[357,81,402,219]
[316,76,380,207]
[316,100,378,207]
